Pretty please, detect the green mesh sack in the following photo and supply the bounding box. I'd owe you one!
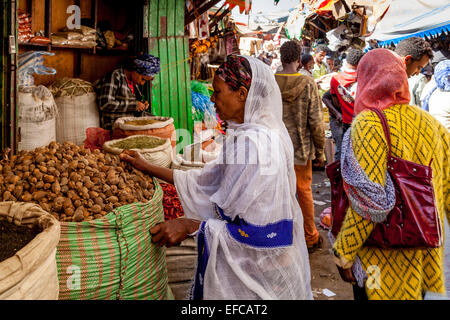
[56,180,172,300]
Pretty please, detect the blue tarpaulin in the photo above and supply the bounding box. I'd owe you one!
[368,0,450,47]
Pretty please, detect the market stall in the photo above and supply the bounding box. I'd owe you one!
[0,0,200,301]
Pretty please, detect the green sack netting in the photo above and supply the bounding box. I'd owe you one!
[56,180,172,300]
[191,80,212,98]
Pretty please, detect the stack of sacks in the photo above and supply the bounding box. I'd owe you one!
[52,26,97,47]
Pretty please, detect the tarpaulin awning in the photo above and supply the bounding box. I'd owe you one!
[368,0,450,47]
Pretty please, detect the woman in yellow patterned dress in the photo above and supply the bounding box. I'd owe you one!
[333,48,450,300]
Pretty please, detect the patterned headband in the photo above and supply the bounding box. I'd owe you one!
[216,55,252,91]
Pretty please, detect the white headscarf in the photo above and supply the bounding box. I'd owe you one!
[174,56,312,300]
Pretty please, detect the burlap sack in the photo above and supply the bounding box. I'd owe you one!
[49,78,99,146]
[18,86,58,151]
[112,116,176,147]
[0,202,60,300]
[54,93,99,145]
[166,238,197,300]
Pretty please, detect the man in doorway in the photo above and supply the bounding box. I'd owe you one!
[95,53,160,131]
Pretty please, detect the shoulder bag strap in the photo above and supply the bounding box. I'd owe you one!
[368,108,392,159]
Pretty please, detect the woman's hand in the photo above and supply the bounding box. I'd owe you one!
[137,101,149,112]
[119,150,149,172]
[336,265,357,284]
[120,149,175,184]
[150,218,201,247]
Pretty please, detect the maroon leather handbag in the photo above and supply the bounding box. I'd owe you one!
[326,108,443,249]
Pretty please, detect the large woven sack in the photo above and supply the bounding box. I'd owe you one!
[166,238,197,300]
[0,202,60,300]
[49,78,100,146]
[56,181,172,300]
[18,86,58,151]
[18,118,56,151]
[112,116,176,147]
[103,135,173,168]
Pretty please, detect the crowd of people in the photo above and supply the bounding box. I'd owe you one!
[115,34,449,300]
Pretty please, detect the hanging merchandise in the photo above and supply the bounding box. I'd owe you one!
[286,6,307,40]
[198,12,210,40]
[190,36,219,56]
[49,78,100,146]
[186,0,198,39]
[326,24,351,51]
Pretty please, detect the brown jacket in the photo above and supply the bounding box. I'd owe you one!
[275,73,325,166]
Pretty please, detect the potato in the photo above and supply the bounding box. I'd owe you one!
[43,174,55,183]
[60,177,69,186]
[22,192,33,202]
[6,184,15,193]
[33,191,47,201]
[65,207,75,217]
[13,185,23,198]
[2,142,155,222]
[107,196,118,203]
[3,191,16,201]
[73,207,84,222]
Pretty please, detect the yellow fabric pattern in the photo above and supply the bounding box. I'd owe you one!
[333,104,450,300]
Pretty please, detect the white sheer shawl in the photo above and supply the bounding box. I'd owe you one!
[174,56,312,300]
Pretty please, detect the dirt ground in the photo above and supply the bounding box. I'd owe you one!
[308,170,354,300]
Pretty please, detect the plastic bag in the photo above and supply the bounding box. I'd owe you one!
[18,51,56,87]
[83,127,112,151]
[319,207,332,230]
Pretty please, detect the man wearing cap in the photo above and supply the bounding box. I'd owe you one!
[95,53,161,131]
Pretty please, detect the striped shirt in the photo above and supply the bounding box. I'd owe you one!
[94,68,144,131]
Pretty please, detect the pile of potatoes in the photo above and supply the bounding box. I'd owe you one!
[0,141,155,222]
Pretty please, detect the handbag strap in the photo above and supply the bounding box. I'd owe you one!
[368,108,392,159]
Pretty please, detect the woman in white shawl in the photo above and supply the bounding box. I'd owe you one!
[120,55,312,300]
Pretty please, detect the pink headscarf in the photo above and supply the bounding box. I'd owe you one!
[354,48,410,115]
